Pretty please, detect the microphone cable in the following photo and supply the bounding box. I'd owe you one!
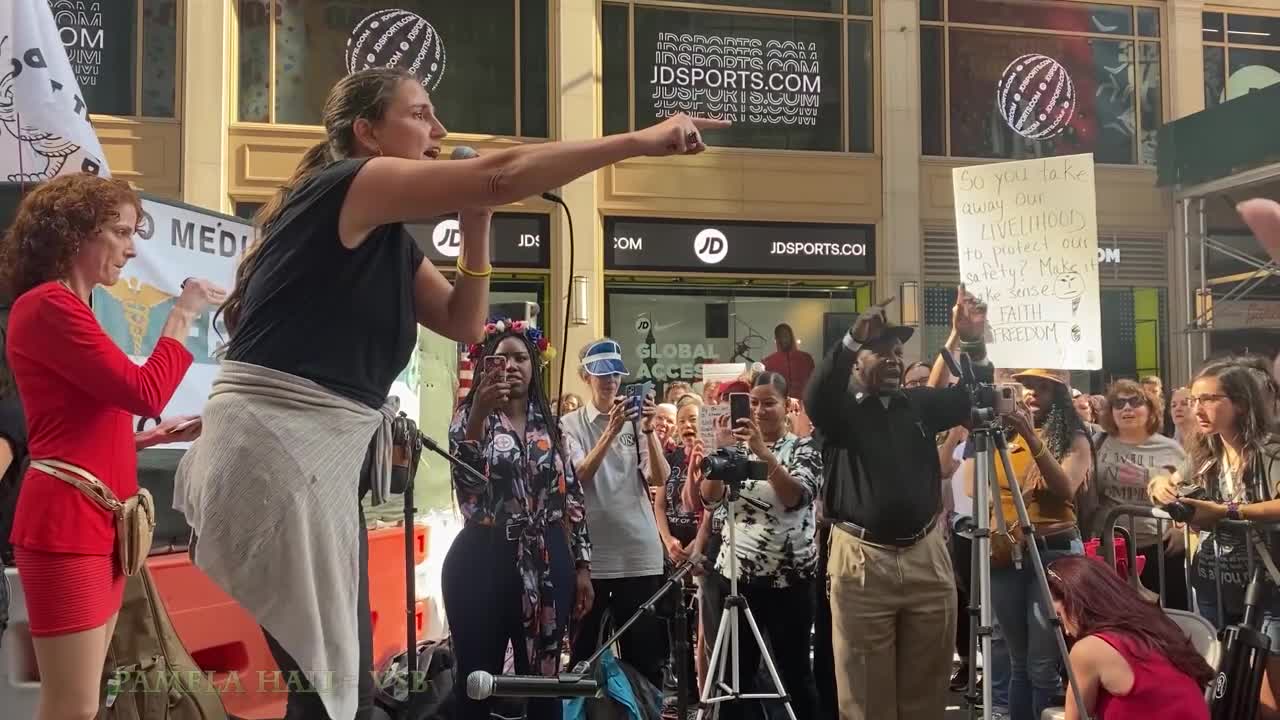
[541,192,573,405]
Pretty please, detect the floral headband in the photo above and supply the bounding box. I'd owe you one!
[467,318,557,365]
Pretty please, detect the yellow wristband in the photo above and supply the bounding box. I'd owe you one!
[456,260,492,278]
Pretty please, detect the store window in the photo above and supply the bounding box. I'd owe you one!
[48,0,180,118]
[601,1,875,153]
[235,0,549,138]
[921,0,1163,165]
[1203,11,1280,111]
[606,284,869,396]
[604,216,874,397]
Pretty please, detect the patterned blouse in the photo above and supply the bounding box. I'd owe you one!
[711,432,823,588]
[449,400,590,675]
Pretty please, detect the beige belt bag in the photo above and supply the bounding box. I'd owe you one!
[31,459,156,576]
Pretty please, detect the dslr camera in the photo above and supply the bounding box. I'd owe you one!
[943,352,1017,425]
[967,383,1019,425]
[701,447,768,487]
[1161,486,1207,524]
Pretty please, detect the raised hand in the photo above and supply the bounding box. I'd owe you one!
[176,278,227,314]
[636,114,732,157]
[952,284,988,342]
[1240,199,1280,265]
[851,297,895,344]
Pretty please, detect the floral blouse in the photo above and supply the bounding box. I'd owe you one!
[711,433,823,588]
[449,400,590,675]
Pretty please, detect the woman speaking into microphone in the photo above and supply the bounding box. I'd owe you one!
[173,66,727,720]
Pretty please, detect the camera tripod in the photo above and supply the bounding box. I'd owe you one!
[696,486,797,720]
[964,423,1091,720]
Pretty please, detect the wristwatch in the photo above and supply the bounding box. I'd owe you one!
[1226,501,1243,521]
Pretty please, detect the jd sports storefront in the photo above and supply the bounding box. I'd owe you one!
[604,217,875,398]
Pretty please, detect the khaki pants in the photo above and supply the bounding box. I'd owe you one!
[828,524,956,720]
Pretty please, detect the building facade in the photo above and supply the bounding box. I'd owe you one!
[82,0,1280,398]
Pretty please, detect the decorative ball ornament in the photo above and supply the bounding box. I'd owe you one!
[996,53,1076,141]
[345,9,447,92]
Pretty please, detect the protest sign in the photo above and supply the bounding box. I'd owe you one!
[952,153,1101,370]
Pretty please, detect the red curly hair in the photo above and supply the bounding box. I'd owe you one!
[0,174,142,302]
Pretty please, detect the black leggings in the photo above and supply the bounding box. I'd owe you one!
[701,574,818,720]
[442,524,575,720]
[262,500,375,720]
[570,573,670,691]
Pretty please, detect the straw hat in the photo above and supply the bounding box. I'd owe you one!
[1010,368,1070,387]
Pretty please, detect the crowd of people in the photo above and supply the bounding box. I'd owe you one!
[6,62,1280,720]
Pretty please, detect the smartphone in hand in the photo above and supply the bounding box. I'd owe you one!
[729,392,751,427]
[483,355,505,381]
[171,417,201,433]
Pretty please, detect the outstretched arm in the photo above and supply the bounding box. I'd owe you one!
[340,115,730,242]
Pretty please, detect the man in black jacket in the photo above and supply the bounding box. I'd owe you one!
[806,293,985,720]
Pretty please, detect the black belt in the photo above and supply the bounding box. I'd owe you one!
[470,518,535,542]
[1036,529,1080,552]
[835,516,937,548]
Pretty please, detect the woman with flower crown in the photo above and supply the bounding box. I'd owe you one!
[444,318,590,720]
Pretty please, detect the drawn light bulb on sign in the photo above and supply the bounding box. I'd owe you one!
[345,9,447,91]
[1053,271,1086,343]
[997,54,1076,141]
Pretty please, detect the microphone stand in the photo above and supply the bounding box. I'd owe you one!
[409,432,492,680]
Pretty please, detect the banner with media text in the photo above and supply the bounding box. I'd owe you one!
[952,153,1102,370]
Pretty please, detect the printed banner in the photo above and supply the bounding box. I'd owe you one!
[952,153,1102,370]
[0,0,110,182]
[91,196,250,429]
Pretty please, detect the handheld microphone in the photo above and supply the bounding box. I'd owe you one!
[465,671,601,700]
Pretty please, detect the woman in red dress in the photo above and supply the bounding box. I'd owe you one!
[0,174,223,720]
[1047,555,1213,720]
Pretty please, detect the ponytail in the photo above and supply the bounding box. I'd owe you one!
[218,141,332,335]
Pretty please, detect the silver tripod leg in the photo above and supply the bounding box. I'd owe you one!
[695,496,797,720]
[967,430,1004,720]
[994,436,1093,720]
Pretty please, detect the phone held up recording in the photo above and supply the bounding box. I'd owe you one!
[729,393,750,427]
[483,355,505,381]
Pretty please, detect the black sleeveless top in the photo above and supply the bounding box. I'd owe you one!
[225,158,424,409]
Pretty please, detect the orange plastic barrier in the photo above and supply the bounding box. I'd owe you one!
[149,524,429,720]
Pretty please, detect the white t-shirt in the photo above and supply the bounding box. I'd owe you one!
[561,404,664,579]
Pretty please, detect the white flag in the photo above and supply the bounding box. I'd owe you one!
[0,0,110,182]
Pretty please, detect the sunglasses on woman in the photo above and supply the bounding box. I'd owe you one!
[1110,395,1145,410]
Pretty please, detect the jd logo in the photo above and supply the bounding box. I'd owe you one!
[694,228,728,265]
[635,316,652,333]
[432,219,462,258]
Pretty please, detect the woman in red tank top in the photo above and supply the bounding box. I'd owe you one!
[1047,555,1212,720]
